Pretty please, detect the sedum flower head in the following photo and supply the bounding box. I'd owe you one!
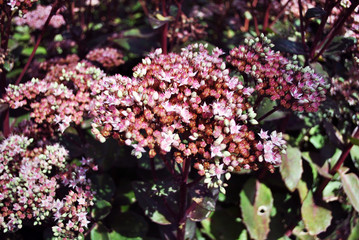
[2,58,105,133]
[90,43,286,191]
[0,135,96,238]
[227,36,328,112]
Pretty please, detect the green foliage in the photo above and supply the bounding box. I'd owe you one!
[1,0,359,239]
[240,179,273,240]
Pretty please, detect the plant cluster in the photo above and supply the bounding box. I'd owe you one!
[1,0,359,240]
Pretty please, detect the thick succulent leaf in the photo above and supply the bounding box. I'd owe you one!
[91,200,112,220]
[348,217,359,240]
[109,211,149,238]
[350,145,359,169]
[132,180,178,225]
[273,39,306,55]
[349,137,359,146]
[148,13,174,29]
[322,181,341,202]
[301,191,332,235]
[325,37,356,55]
[108,231,142,240]
[280,147,303,192]
[309,134,325,149]
[323,120,344,148]
[91,222,110,240]
[338,167,359,213]
[296,180,309,203]
[293,221,316,240]
[304,7,326,19]
[188,184,218,222]
[211,207,246,239]
[256,98,286,122]
[90,174,116,201]
[240,178,273,240]
[21,46,47,56]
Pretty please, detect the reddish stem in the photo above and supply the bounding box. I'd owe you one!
[312,1,359,62]
[315,128,359,199]
[161,0,168,54]
[268,0,292,29]
[177,157,191,240]
[309,1,335,59]
[298,0,308,58]
[15,0,62,85]
[257,105,281,122]
[263,2,271,31]
[0,7,12,137]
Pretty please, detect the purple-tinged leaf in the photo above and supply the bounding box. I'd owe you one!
[339,167,359,213]
[301,191,332,235]
[304,7,326,19]
[280,147,303,192]
[240,178,273,240]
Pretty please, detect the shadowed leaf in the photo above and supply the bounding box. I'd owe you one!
[305,7,326,19]
[132,181,178,225]
[273,39,306,55]
[91,200,112,220]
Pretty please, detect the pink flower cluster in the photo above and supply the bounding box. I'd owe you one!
[86,47,125,68]
[90,44,286,192]
[6,0,38,12]
[14,5,65,29]
[0,135,96,238]
[227,36,328,112]
[2,60,105,133]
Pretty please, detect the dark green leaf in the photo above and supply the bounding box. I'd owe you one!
[132,180,178,225]
[323,120,344,148]
[91,174,116,201]
[3,61,13,72]
[256,98,286,122]
[305,7,326,19]
[325,37,356,55]
[188,183,218,222]
[350,145,359,169]
[273,39,306,55]
[211,207,245,240]
[109,211,148,238]
[349,136,359,146]
[91,200,112,220]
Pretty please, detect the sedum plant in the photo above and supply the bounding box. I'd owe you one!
[0,0,359,239]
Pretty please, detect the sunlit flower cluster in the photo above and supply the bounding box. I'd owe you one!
[2,60,105,133]
[86,47,125,68]
[0,135,96,239]
[90,44,286,192]
[6,0,38,12]
[227,36,328,112]
[14,5,65,29]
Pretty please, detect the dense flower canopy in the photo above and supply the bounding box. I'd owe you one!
[90,43,287,191]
